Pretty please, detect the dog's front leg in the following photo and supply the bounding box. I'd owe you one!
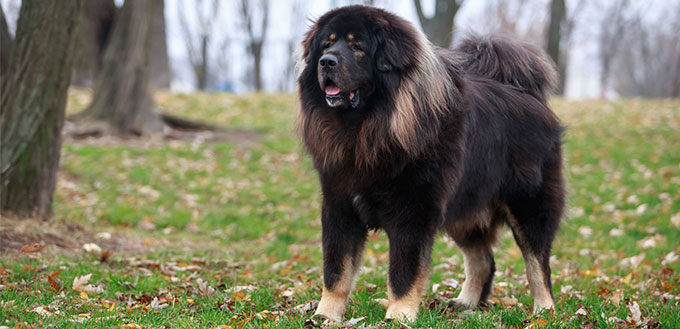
[384,211,438,322]
[315,194,367,323]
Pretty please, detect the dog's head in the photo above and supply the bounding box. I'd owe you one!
[299,6,421,112]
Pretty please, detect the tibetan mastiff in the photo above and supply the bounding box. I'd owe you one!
[297,5,565,322]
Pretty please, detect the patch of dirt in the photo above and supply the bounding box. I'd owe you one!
[62,117,261,149]
[0,217,166,256]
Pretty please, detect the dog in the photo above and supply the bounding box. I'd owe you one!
[296,5,565,322]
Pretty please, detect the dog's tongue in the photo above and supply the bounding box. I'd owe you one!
[325,86,341,96]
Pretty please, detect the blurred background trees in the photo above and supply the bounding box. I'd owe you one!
[413,0,463,48]
[2,0,676,98]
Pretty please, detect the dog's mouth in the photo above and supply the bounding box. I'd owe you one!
[324,82,360,109]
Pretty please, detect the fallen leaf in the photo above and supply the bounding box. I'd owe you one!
[343,316,365,327]
[73,274,92,291]
[293,300,318,314]
[20,242,44,253]
[441,278,460,289]
[524,319,548,328]
[578,226,593,237]
[373,298,389,309]
[31,306,53,317]
[83,243,102,255]
[671,212,680,228]
[500,296,518,306]
[626,301,642,325]
[100,250,112,262]
[48,270,62,291]
[611,289,623,304]
[661,251,678,266]
[609,228,624,237]
[575,307,588,316]
[150,297,168,310]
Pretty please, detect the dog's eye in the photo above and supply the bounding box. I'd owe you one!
[352,44,363,51]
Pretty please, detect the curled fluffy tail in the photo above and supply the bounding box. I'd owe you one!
[457,35,558,101]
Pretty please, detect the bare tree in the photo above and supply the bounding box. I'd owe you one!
[1,0,82,220]
[239,0,270,91]
[413,0,463,48]
[612,7,680,98]
[77,0,163,135]
[546,0,585,95]
[546,0,565,94]
[481,0,547,41]
[597,0,632,98]
[280,0,306,92]
[178,0,220,90]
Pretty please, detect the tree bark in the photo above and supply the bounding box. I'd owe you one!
[0,4,12,75]
[546,0,566,95]
[150,0,170,89]
[197,35,208,90]
[413,0,462,48]
[0,0,82,220]
[251,41,263,91]
[79,0,163,135]
[71,0,116,86]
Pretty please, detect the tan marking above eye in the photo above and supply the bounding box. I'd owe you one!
[329,33,336,40]
[347,33,354,40]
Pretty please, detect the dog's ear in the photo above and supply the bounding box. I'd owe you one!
[374,16,419,72]
[301,28,316,64]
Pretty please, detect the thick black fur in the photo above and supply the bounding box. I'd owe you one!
[298,5,565,308]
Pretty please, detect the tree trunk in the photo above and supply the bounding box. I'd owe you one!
[252,42,263,91]
[413,0,462,48]
[79,0,163,135]
[71,0,116,86]
[546,0,566,95]
[197,35,208,90]
[0,0,82,220]
[150,0,170,89]
[239,0,269,91]
[0,4,12,75]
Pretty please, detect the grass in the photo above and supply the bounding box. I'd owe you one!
[1,90,679,328]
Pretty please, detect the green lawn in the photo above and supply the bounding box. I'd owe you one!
[1,90,678,328]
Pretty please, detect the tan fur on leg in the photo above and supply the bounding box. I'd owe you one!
[315,250,364,322]
[385,269,428,322]
[504,205,555,313]
[452,246,491,307]
[525,256,554,313]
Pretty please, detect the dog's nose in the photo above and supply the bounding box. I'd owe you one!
[319,54,338,68]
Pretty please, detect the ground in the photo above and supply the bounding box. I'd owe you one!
[0,90,678,328]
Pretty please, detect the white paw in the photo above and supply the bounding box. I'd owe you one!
[385,303,418,322]
[532,300,555,314]
[314,300,345,323]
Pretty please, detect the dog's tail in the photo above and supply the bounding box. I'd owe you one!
[457,35,558,101]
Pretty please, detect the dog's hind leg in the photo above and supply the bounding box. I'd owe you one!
[446,207,502,308]
[315,195,368,323]
[504,160,564,313]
